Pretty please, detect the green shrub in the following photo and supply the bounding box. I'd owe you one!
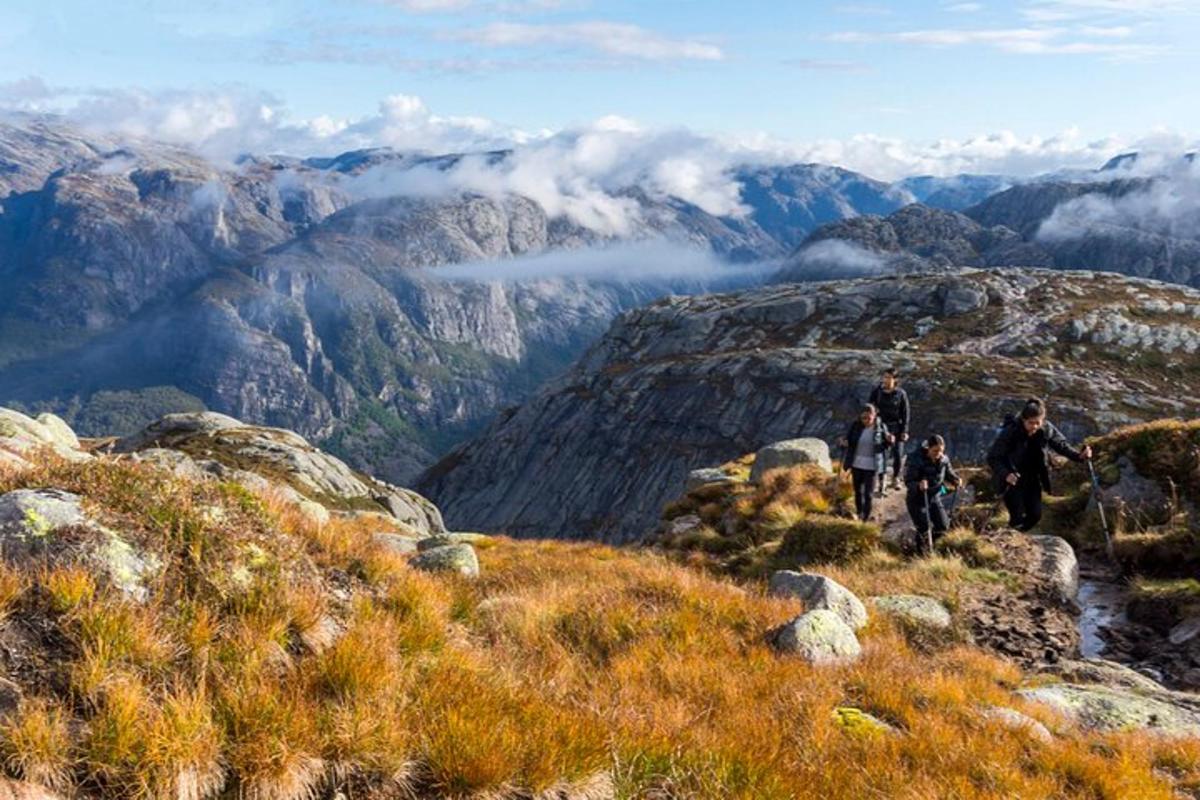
[774,514,880,566]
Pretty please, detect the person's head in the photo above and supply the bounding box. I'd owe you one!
[881,369,898,391]
[1019,398,1046,435]
[859,403,877,426]
[924,434,945,460]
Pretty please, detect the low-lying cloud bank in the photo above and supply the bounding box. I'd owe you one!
[424,239,779,284]
[1038,160,1200,243]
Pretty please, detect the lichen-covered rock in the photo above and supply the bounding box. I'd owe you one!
[831,707,898,738]
[871,594,953,631]
[1017,683,1200,736]
[771,609,862,665]
[0,489,158,601]
[411,543,480,578]
[1052,659,1169,693]
[979,706,1054,743]
[769,571,868,630]
[1028,535,1079,603]
[750,439,833,484]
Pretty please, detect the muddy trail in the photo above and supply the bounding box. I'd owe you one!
[873,481,1200,690]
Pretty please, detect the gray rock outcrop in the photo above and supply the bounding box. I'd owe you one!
[769,571,868,630]
[749,439,833,483]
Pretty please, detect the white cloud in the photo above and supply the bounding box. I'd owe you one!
[830,24,1165,58]
[450,21,724,61]
[1038,161,1200,242]
[426,240,771,282]
[945,2,985,12]
[1022,0,1197,21]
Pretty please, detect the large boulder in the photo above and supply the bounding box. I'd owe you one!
[0,489,159,602]
[1028,535,1079,603]
[0,409,89,466]
[750,439,833,483]
[870,594,953,631]
[411,544,480,578]
[769,570,868,630]
[115,413,445,535]
[1018,683,1200,736]
[771,609,862,665]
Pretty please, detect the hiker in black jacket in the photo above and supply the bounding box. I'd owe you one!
[840,403,894,523]
[905,434,961,555]
[986,398,1092,532]
[868,369,910,496]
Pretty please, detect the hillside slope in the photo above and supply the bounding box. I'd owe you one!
[420,268,1200,541]
[0,409,1196,798]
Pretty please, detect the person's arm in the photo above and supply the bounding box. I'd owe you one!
[868,386,880,408]
[944,460,962,489]
[1045,422,1084,462]
[903,452,921,489]
[899,389,910,437]
[987,426,1018,484]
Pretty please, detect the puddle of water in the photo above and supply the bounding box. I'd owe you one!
[1078,578,1129,658]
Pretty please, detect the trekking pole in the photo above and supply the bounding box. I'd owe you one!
[922,486,934,557]
[1086,458,1116,564]
[943,484,960,528]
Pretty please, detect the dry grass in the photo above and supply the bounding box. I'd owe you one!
[658,465,872,576]
[0,456,1193,798]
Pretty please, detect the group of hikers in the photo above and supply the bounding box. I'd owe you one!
[840,369,1094,554]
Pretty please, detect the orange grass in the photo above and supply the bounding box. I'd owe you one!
[0,456,1193,797]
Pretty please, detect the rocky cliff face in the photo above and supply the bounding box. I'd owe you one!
[0,119,916,483]
[419,269,1200,542]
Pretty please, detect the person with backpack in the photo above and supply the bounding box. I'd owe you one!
[840,403,894,523]
[905,434,962,555]
[986,397,1092,532]
[868,368,910,496]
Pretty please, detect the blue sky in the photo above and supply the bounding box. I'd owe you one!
[1,0,1196,176]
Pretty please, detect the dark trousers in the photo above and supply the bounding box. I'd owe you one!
[907,489,949,553]
[1004,478,1043,532]
[851,468,876,522]
[882,424,904,479]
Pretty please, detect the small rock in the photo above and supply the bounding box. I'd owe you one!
[665,514,704,537]
[686,468,737,491]
[411,544,480,578]
[771,609,862,665]
[870,594,953,631]
[1028,535,1078,603]
[750,439,833,483]
[979,706,1053,743]
[296,500,331,528]
[1169,617,1200,646]
[769,571,868,631]
[373,533,420,555]
[417,532,490,552]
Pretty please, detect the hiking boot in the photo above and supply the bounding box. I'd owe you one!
[891,475,902,490]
